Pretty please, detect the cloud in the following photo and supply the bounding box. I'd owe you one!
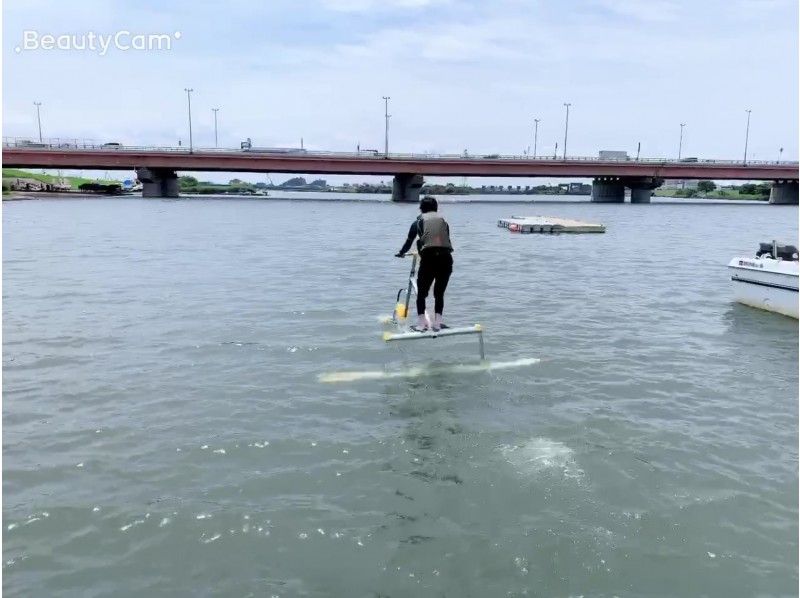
[319,0,445,10]
[322,18,528,65]
[590,0,680,22]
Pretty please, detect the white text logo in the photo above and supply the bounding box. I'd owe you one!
[15,30,182,56]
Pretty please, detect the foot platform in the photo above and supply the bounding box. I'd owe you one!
[383,324,485,358]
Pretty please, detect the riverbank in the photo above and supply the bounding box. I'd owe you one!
[2,168,122,191]
[654,188,769,201]
[2,191,131,201]
[2,169,775,202]
[4,190,777,207]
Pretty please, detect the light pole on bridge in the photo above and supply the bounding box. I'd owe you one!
[33,101,43,142]
[562,103,571,160]
[212,107,219,148]
[678,123,686,160]
[743,109,752,165]
[184,88,194,152]
[533,118,540,159]
[382,96,391,157]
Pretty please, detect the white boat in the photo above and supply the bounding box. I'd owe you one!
[728,241,799,318]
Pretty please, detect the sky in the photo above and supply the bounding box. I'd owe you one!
[3,0,798,184]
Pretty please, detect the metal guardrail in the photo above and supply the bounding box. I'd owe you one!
[2,136,798,167]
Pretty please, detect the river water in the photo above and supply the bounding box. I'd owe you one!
[3,194,798,596]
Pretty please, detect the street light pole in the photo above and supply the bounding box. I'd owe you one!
[184,88,194,152]
[34,101,43,142]
[562,103,571,159]
[533,118,540,159]
[779,147,784,162]
[212,107,219,148]
[678,123,686,160]
[382,96,390,157]
[743,109,752,165]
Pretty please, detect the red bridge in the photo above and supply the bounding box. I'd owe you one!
[3,142,798,204]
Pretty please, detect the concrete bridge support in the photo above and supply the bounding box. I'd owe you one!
[592,176,664,203]
[769,181,799,205]
[392,173,424,203]
[136,167,179,198]
[630,187,652,203]
[591,177,625,202]
[628,177,663,204]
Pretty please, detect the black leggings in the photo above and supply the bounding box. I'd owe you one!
[416,249,453,315]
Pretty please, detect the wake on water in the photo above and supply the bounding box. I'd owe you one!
[500,437,584,480]
[319,314,538,383]
[318,357,540,383]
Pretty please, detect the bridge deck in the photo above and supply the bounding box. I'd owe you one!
[2,144,797,180]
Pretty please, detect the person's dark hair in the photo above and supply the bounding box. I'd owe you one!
[419,195,438,213]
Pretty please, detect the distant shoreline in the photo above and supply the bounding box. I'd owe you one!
[3,191,135,201]
[3,191,780,207]
[3,169,774,202]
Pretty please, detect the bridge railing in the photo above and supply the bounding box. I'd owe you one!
[3,137,797,166]
[2,137,200,152]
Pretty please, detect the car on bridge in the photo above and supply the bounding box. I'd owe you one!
[102,142,123,149]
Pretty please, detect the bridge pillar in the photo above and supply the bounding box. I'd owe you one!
[591,177,625,203]
[630,187,652,203]
[769,181,799,205]
[136,167,179,198]
[627,177,663,204]
[392,173,424,203]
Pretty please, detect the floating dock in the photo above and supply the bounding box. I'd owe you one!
[498,216,605,234]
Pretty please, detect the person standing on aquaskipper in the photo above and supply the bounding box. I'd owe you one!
[395,195,454,332]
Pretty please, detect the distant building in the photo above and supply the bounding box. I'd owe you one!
[568,182,591,194]
[664,179,699,189]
